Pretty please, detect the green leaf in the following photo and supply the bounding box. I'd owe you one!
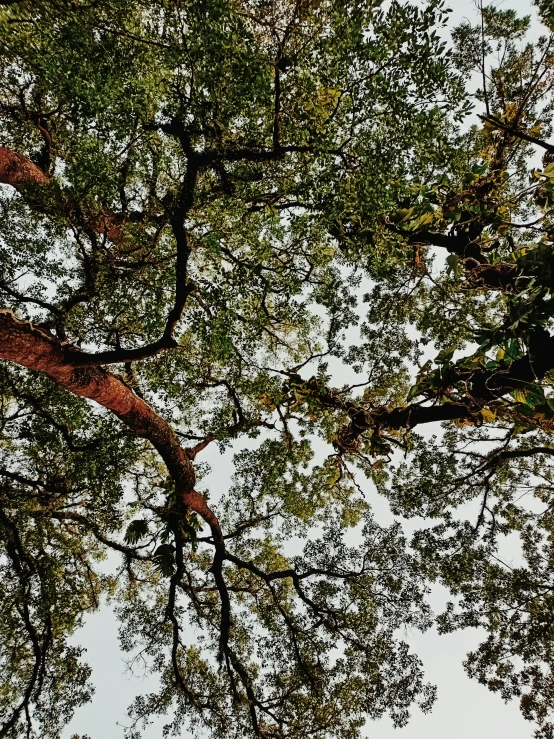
[435,346,456,364]
[407,380,425,402]
[471,162,488,175]
[481,408,496,423]
[389,207,415,224]
[446,254,460,277]
[153,544,176,577]
[124,519,149,544]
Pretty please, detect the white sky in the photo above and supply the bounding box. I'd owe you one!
[63,2,544,738]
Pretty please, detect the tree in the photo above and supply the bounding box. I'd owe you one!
[0,0,553,738]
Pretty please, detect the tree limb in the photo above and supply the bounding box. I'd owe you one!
[0,308,206,513]
[0,146,49,186]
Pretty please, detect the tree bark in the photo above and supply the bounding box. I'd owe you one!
[0,147,49,186]
[0,146,141,246]
[0,309,220,532]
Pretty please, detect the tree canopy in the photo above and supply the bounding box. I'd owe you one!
[1,0,554,737]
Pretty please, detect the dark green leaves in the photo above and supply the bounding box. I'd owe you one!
[124,519,149,544]
[153,544,176,577]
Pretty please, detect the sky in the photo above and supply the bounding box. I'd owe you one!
[62,1,545,738]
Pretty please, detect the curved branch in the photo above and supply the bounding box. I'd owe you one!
[287,328,554,451]
[0,308,197,502]
[0,145,193,366]
[0,308,233,649]
[0,147,49,186]
[65,337,179,366]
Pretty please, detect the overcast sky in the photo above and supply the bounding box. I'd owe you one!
[63,2,544,738]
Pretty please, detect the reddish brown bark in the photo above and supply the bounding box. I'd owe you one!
[0,147,49,186]
[0,309,220,534]
[0,147,134,245]
[91,213,132,242]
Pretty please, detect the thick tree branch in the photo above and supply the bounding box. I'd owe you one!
[387,219,520,292]
[0,309,206,511]
[0,146,49,186]
[287,328,554,452]
[0,308,233,649]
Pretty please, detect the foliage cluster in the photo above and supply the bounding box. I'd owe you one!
[1,1,554,738]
